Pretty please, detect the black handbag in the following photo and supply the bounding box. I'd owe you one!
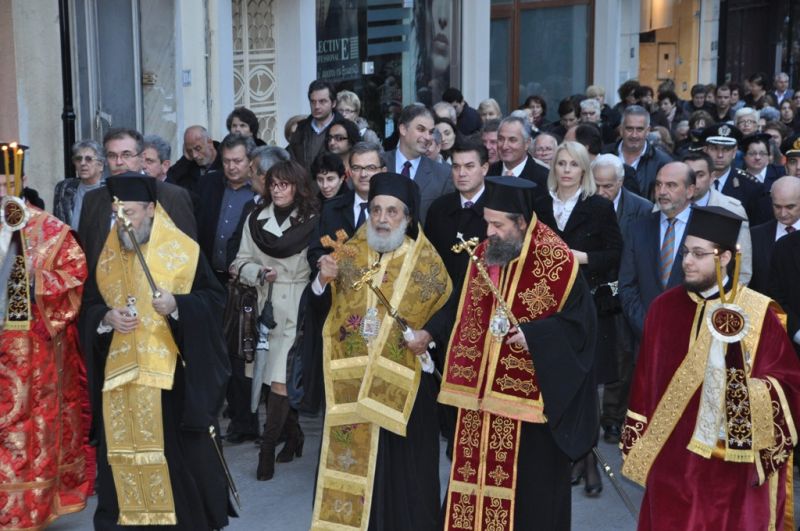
[222,264,259,362]
[259,282,277,329]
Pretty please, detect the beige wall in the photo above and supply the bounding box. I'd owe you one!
[0,1,19,140]
[7,0,64,211]
[639,0,700,99]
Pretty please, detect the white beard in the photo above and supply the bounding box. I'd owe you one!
[366,218,409,253]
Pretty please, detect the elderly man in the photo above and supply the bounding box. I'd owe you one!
[79,175,231,529]
[619,162,696,339]
[0,145,92,529]
[531,131,559,168]
[682,151,752,285]
[773,72,794,105]
[166,125,223,194]
[591,154,653,443]
[310,173,452,530]
[750,175,800,294]
[439,176,597,531]
[142,134,171,181]
[622,206,800,530]
[489,115,549,195]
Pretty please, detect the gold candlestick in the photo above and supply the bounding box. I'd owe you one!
[14,148,23,198]
[2,146,9,195]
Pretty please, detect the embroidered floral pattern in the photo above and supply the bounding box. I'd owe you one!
[517,279,557,318]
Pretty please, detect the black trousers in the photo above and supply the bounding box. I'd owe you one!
[601,316,636,427]
[224,355,260,436]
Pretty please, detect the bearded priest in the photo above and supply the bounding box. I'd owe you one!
[621,205,800,530]
[309,172,452,531]
[438,176,599,531]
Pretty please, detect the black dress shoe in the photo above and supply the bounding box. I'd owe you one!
[603,424,621,444]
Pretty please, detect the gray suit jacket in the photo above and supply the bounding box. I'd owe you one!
[385,150,453,224]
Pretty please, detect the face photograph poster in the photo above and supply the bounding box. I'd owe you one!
[415,0,460,106]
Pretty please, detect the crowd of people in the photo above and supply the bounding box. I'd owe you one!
[2,69,800,531]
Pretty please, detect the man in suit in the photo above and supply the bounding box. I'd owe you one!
[769,230,800,356]
[772,72,794,105]
[592,154,653,443]
[489,115,549,197]
[750,176,800,293]
[702,123,771,225]
[683,151,752,285]
[619,161,696,339]
[423,139,489,349]
[78,128,197,273]
[384,104,452,223]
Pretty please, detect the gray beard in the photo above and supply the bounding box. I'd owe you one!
[366,218,408,254]
[117,216,153,252]
[484,234,523,266]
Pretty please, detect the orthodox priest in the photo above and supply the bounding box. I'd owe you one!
[621,205,800,530]
[0,145,92,529]
[310,173,452,531]
[78,176,232,530]
[438,176,598,531]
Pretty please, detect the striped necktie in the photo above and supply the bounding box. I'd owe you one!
[660,218,677,288]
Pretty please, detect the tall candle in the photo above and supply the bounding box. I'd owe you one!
[8,142,17,196]
[14,148,23,197]
[2,146,8,194]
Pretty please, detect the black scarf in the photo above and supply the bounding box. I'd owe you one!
[249,202,316,259]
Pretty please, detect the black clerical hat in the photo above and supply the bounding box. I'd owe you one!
[701,124,742,147]
[0,142,29,175]
[368,172,421,238]
[739,133,772,153]
[482,175,537,222]
[781,133,800,159]
[106,174,157,203]
[686,205,745,251]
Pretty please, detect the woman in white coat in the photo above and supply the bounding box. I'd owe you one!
[231,160,319,480]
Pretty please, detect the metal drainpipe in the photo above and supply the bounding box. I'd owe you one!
[59,0,76,179]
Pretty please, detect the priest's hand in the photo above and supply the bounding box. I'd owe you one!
[318,254,338,285]
[151,288,177,316]
[506,326,528,351]
[406,329,433,356]
[104,308,139,333]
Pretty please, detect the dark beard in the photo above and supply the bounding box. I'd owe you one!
[117,216,153,251]
[683,271,717,293]
[484,234,523,266]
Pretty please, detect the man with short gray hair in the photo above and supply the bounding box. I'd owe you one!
[167,125,223,195]
[488,114,549,196]
[604,105,673,197]
[142,134,171,181]
[773,72,794,105]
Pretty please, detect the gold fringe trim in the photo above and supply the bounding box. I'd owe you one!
[119,512,177,526]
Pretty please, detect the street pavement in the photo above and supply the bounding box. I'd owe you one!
[52,412,797,530]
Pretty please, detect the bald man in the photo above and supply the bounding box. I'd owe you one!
[166,125,223,195]
[750,176,800,293]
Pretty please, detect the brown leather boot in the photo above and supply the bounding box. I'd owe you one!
[256,392,289,480]
[276,408,304,463]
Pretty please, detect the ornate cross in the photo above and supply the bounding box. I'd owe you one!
[320,229,356,260]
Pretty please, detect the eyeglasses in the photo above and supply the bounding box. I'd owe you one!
[679,247,717,260]
[328,135,348,142]
[746,151,768,157]
[737,119,757,126]
[72,155,101,163]
[269,181,292,192]
[350,164,380,174]
[106,151,140,161]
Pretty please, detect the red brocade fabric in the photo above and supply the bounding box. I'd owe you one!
[0,207,91,530]
[622,287,800,530]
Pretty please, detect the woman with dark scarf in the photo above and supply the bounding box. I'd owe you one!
[311,151,348,202]
[231,160,319,481]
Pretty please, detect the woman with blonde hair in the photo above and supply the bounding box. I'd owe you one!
[336,90,380,144]
[535,140,622,498]
[477,97,502,123]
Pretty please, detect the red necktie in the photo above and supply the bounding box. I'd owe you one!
[401,161,412,178]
